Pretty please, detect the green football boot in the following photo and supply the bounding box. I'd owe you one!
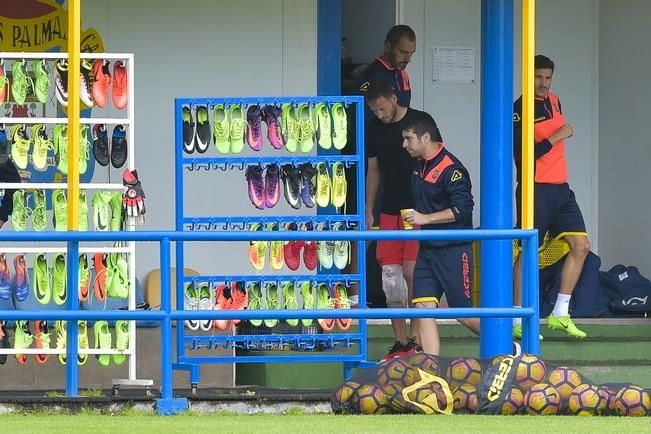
[11,59,33,105]
[32,189,47,231]
[32,59,51,104]
[547,314,587,339]
[52,253,67,305]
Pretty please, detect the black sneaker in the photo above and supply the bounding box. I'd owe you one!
[111,124,127,168]
[182,106,195,154]
[0,125,8,165]
[0,321,8,365]
[299,163,316,208]
[380,341,404,361]
[280,164,302,209]
[54,59,68,107]
[92,124,109,166]
[402,336,423,355]
[194,105,211,153]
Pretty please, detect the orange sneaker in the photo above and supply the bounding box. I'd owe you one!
[92,253,108,302]
[34,320,51,364]
[112,60,128,110]
[229,282,248,327]
[332,283,353,331]
[92,59,111,108]
[213,284,232,330]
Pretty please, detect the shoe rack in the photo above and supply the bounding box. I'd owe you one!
[174,96,368,387]
[0,52,147,388]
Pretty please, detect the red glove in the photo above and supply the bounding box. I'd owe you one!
[122,169,146,224]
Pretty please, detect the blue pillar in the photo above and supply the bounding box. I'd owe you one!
[479,0,514,358]
[317,0,341,96]
[65,240,79,396]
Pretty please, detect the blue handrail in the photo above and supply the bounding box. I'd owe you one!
[0,228,539,413]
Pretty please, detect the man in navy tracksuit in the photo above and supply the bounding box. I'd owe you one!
[401,111,479,355]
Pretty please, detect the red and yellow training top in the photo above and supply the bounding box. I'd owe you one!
[513,91,568,185]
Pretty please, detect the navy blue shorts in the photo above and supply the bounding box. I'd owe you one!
[412,243,473,307]
[516,183,587,246]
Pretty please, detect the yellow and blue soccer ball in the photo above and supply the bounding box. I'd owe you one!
[452,383,478,414]
[446,357,482,388]
[568,384,604,416]
[515,354,547,391]
[614,385,651,417]
[356,384,394,415]
[525,383,561,415]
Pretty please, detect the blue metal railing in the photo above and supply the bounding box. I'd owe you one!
[0,228,538,413]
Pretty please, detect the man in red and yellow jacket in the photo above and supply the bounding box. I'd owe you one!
[513,55,589,339]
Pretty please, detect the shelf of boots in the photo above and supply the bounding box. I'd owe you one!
[184,334,359,351]
[0,117,131,125]
[0,52,134,60]
[0,246,132,254]
[182,216,360,231]
[182,155,359,171]
[0,183,125,190]
[184,274,361,285]
[0,348,135,355]
[179,95,362,107]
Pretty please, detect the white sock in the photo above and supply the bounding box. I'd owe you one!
[513,305,522,327]
[552,293,571,317]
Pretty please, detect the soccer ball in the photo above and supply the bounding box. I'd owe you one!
[568,384,603,416]
[515,354,547,391]
[546,366,583,404]
[331,381,361,414]
[500,387,525,415]
[524,383,561,415]
[356,384,394,414]
[376,358,420,387]
[403,382,451,414]
[596,386,617,415]
[453,383,478,414]
[407,353,440,375]
[445,357,482,388]
[614,385,651,417]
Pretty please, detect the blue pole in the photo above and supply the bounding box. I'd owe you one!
[523,234,540,354]
[317,0,341,96]
[356,97,367,364]
[65,240,79,396]
[174,99,186,364]
[160,238,173,400]
[479,0,514,358]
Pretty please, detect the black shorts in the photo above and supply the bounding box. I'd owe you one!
[412,243,473,307]
[516,183,587,246]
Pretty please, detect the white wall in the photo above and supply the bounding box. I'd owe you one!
[83,0,317,282]
[403,0,599,237]
[598,0,651,274]
[342,0,395,64]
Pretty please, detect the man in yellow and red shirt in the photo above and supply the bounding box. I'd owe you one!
[513,55,589,339]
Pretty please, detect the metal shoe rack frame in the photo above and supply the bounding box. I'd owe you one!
[0,52,149,390]
[173,96,370,386]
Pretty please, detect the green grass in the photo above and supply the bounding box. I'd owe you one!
[0,414,649,433]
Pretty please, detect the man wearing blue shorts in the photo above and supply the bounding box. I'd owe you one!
[401,111,479,355]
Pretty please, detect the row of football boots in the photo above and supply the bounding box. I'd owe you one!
[0,123,128,172]
[0,58,127,109]
[10,189,123,232]
[245,161,347,210]
[246,281,353,331]
[182,102,348,154]
[248,222,350,271]
[0,252,128,305]
[183,281,248,331]
[11,320,129,366]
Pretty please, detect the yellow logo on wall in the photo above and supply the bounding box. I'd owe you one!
[0,0,104,53]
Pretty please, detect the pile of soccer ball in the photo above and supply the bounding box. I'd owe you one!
[331,353,651,416]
